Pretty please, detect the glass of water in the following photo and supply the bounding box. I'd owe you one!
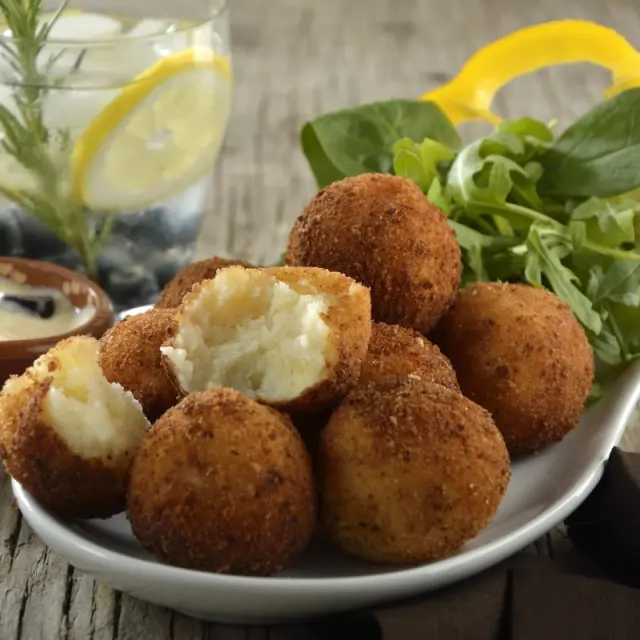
[0,0,231,310]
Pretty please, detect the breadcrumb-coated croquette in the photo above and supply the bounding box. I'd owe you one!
[360,322,460,391]
[319,376,510,564]
[433,282,595,456]
[286,173,462,333]
[99,309,179,422]
[0,336,149,518]
[155,256,255,309]
[126,389,316,575]
[161,265,372,414]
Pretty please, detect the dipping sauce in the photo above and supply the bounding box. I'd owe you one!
[0,276,96,341]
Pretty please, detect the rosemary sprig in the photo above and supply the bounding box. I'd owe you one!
[0,0,110,278]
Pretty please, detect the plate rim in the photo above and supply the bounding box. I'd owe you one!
[12,358,640,597]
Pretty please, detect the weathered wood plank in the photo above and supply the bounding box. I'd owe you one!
[198,0,640,262]
[2,0,639,638]
[0,469,70,640]
[67,578,118,640]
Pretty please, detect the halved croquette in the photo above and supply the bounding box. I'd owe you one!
[155,256,255,309]
[127,389,316,575]
[161,265,372,414]
[0,336,149,518]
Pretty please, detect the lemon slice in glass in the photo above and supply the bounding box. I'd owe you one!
[71,47,232,211]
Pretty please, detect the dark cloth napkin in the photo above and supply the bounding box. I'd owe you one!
[290,448,640,640]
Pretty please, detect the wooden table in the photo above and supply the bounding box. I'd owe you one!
[2,0,640,637]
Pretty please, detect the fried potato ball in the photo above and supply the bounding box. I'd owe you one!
[161,265,372,414]
[0,336,149,518]
[319,376,510,564]
[433,282,595,456]
[360,322,460,391]
[127,389,316,575]
[99,309,178,422]
[155,256,255,309]
[286,173,462,333]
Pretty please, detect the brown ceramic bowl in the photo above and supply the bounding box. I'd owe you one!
[0,257,114,386]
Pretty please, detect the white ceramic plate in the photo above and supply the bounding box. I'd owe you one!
[12,355,640,624]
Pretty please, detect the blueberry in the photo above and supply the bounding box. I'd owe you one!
[112,208,202,250]
[16,210,68,258]
[103,263,159,311]
[0,210,22,255]
[41,249,85,274]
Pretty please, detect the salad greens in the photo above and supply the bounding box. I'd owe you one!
[301,89,640,391]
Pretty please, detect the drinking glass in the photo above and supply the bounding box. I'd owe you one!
[0,0,232,310]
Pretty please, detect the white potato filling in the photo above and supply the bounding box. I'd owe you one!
[161,269,332,400]
[29,337,149,462]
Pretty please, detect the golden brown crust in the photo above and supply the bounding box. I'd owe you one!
[285,218,303,265]
[162,265,373,415]
[360,321,460,391]
[319,376,510,564]
[432,282,595,456]
[285,173,462,333]
[0,374,33,460]
[155,256,255,309]
[126,389,316,576]
[99,309,179,422]
[3,379,131,518]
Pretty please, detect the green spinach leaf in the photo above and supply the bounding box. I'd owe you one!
[301,99,460,188]
[539,88,640,198]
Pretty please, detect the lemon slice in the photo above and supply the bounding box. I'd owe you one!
[71,47,232,211]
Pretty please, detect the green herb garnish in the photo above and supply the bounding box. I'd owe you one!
[300,89,640,389]
[0,0,109,278]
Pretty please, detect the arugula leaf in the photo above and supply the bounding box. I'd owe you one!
[539,88,640,198]
[524,222,602,334]
[588,260,640,308]
[301,99,461,188]
[392,137,455,192]
[590,325,624,367]
[418,138,455,178]
[448,219,523,284]
[300,98,640,386]
[392,146,425,190]
[609,188,640,206]
[448,141,522,206]
[587,382,604,404]
[426,177,451,213]
[570,197,638,248]
[607,302,640,362]
[446,135,546,231]
[497,117,554,144]
[448,220,490,281]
